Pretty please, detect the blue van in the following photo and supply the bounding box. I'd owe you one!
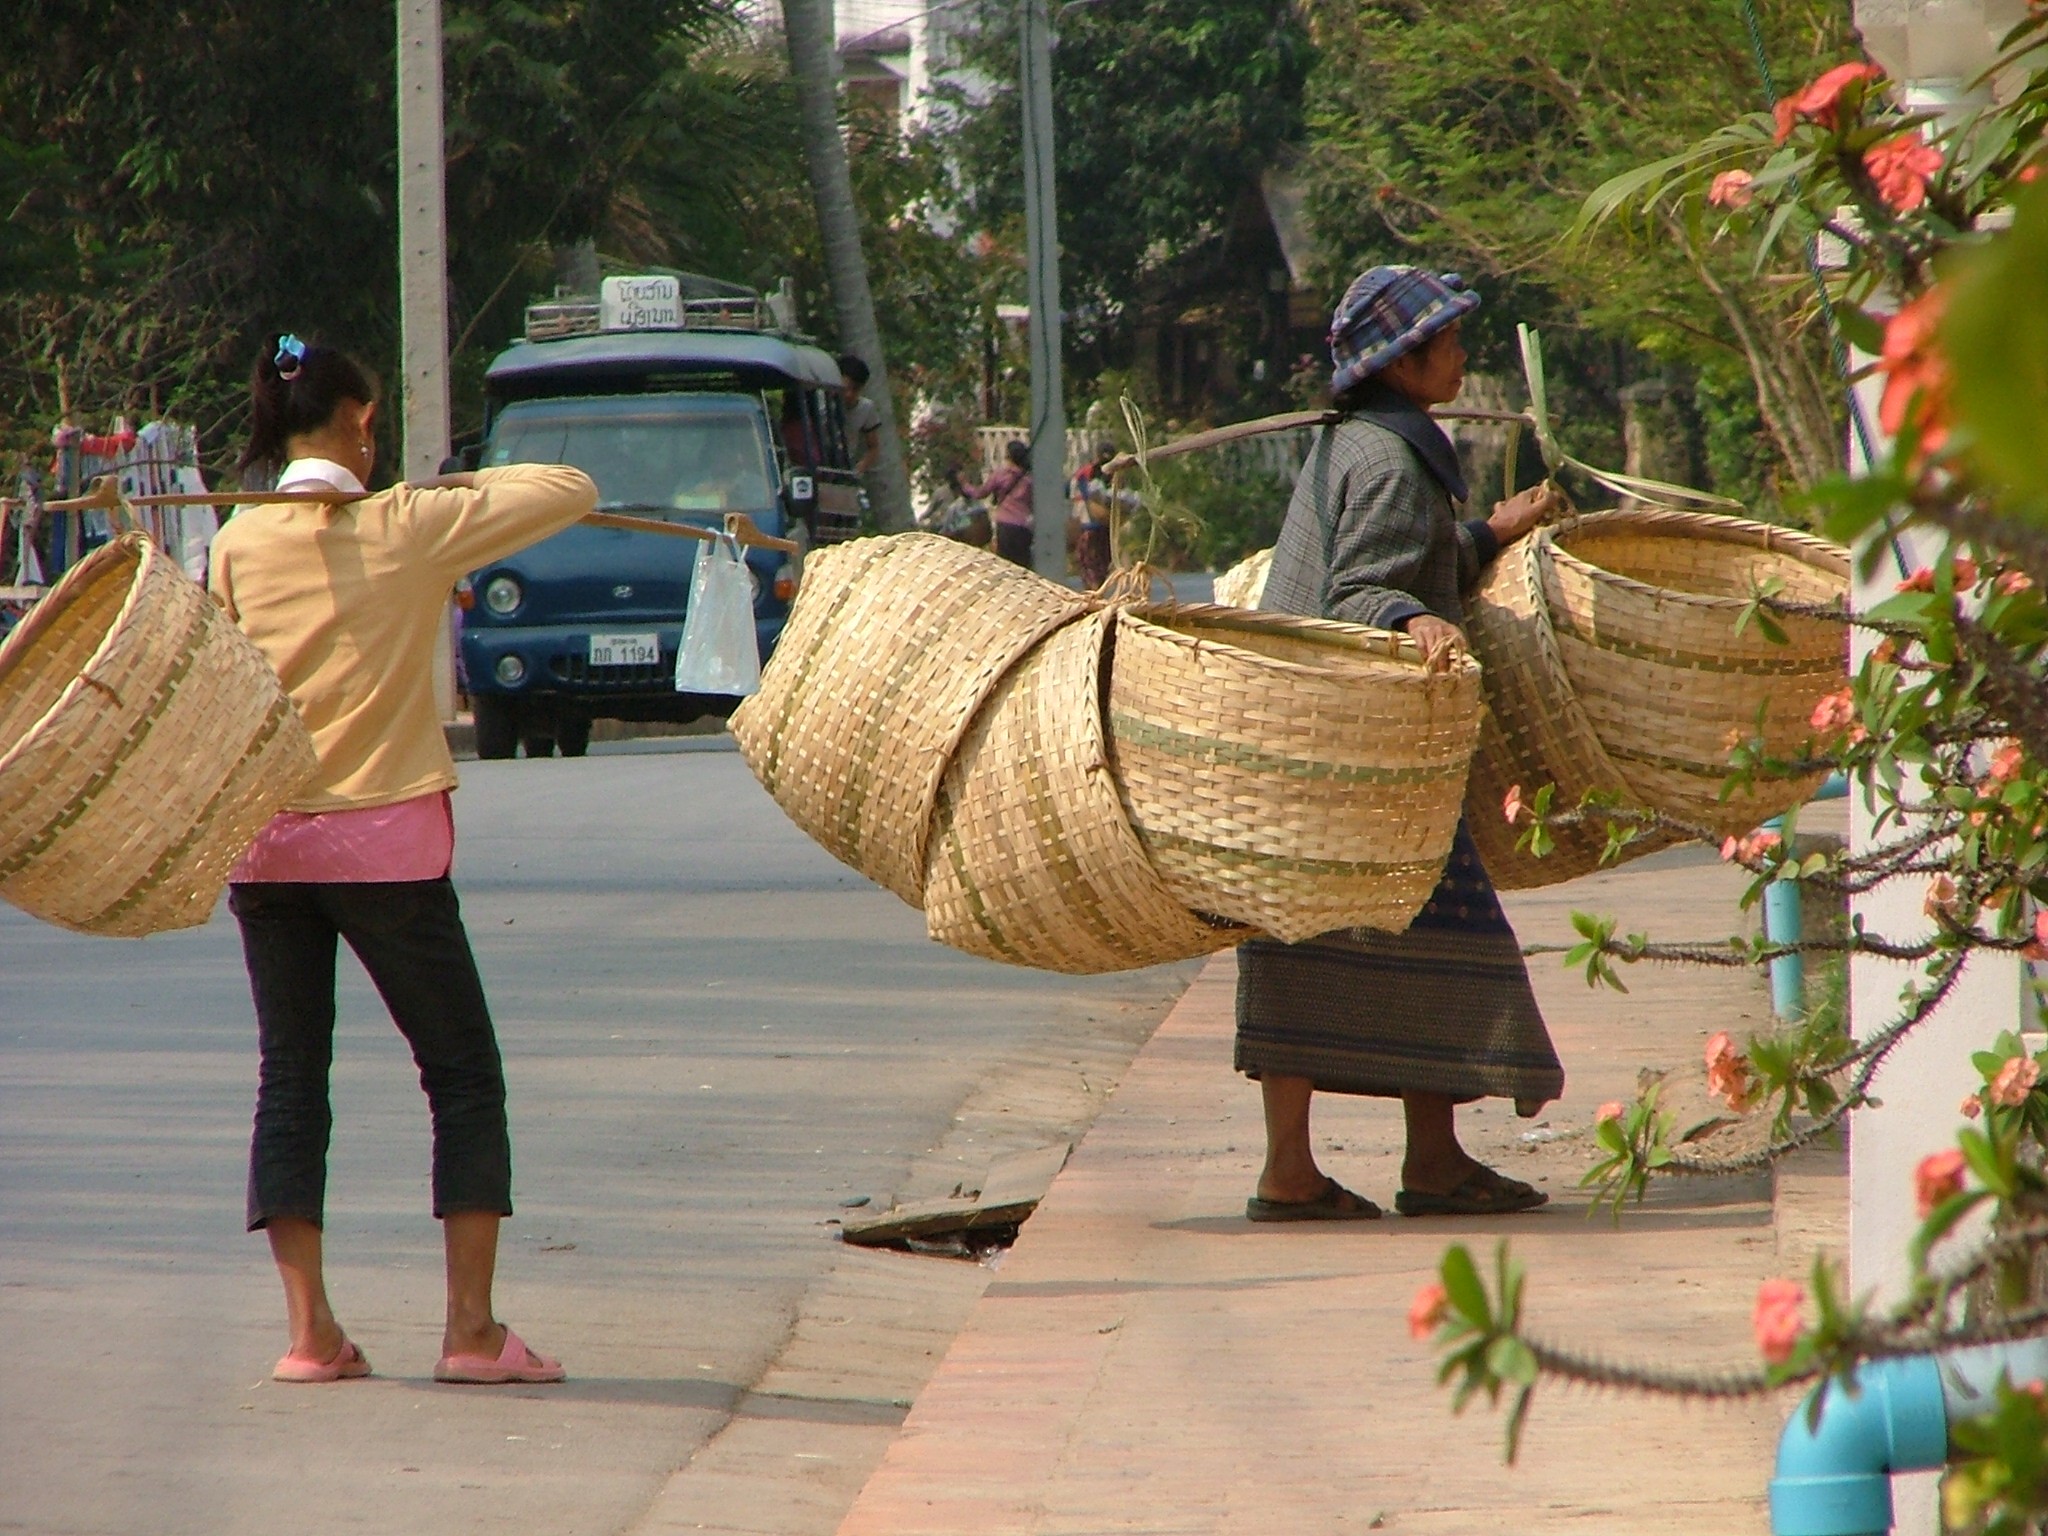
[460,276,865,759]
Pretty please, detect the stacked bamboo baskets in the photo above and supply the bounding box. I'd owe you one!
[0,535,318,936]
[732,535,1481,971]
[1464,510,1847,887]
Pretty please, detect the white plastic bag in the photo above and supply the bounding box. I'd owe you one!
[674,533,762,696]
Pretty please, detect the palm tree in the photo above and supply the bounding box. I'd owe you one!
[781,0,914,530]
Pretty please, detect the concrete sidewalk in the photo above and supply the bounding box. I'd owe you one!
[834,845,1833,1535]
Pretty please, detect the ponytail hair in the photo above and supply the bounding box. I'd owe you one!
[241,333,379,471]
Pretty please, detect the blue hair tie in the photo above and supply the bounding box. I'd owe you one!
[274,334,307,380]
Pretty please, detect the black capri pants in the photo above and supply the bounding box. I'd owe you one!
[229,879,513,1231]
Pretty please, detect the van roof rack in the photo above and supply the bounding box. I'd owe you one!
[523,271,791,343]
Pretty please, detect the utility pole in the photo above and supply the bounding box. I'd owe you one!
[782,0,915,531]
[1020,0,1066,578]
[398,0,455,715]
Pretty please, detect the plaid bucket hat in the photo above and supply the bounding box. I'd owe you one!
[1328,266,1480,396]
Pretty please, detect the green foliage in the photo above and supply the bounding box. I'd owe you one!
[942,0,1312,390]
[1428,1243,1537,1463]
[1299,0,1853,493]
[1946,1378,2048,1535]
[1579,1090,1675,1222]
[1946,178,2048,510]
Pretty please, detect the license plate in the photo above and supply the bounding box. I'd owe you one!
[588,632,661,667]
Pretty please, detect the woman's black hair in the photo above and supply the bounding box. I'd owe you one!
[240,334,379,470]
[1005,438,1031,468]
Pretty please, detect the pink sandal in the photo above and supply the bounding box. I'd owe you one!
[434,1327,565,1385]
[273,1337,372,1384]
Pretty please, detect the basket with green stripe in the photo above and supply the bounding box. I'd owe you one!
[1105,604,1482,943]
[728,533,1092,907]
[0,534,317,936]
[1465,509,1848,888]
[923,607,1250,973]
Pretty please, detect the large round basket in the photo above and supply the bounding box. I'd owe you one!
[1465,509,1848,888]
[1105,604,1481,943]
[924,607,1251,973]
[0,535,318,936]
[729,533,1092,906]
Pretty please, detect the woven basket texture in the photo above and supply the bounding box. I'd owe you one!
[0,535,318,936]
[729,533,1092,906]
[1106,603,1481,943]
[1212,547,1272,610]
[924,607,1250,973]
[1466,509,1847,887]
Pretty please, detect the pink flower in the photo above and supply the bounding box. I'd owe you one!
[2028,910,2048,962]
[1706,1031,1761,1112]
[1725,829,1784,866]
[1409,1281,1450,1342]
[1864,132,1943,212]
[1709,169,1756,209]
[1878,288,1951,456]
[1721,836,1742,861]
[1961,1094,1983,1119]
[1953,555,1981,588]
[1773,61,1884,142]
[1998,569,2033,595]
[1924,873,1959,919]
[1810,689,1856,733]
[1916,1148,1967,1216]
[1990,1056,2040,1108]
[1872,638,1900,665]
[1503,784,1526,825]
[1596,1100,1626,1124]
[1753,1278,1806,1364]
[1897,567,1935,593]
[1990,743,2025,783]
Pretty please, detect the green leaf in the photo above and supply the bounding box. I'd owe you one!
[1439,1244,1490,1327]
[1946,179,2048,505]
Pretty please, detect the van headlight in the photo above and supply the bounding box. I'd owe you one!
[483,574,523,616]
[495,654,527,685]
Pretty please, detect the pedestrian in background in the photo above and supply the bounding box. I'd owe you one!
[1237,268,1563,1223]
[837,353,881,476]
[211,333,597,1383]
[1070,441,1134,590]
[956,438,1034,567]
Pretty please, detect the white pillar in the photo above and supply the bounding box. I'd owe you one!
[398,0,456,718]
[1842,15,2022,1527]
[1019,0,1067,579]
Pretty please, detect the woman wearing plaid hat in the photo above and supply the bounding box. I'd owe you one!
[1238,266,1564,1222]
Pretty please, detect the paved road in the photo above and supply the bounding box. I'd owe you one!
[0,739,1192,1536]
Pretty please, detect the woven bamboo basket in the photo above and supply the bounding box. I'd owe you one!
[1212,547,1273,610]
[729,533,1092,906]
[1105,604,1481,943]
[1465,509,1848,887]
[924,607,1251,973]
[0,535,317,936]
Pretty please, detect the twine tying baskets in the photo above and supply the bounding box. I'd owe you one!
[734,536,1483,971]
[0,535,318,936]
[1465,509,1848,888]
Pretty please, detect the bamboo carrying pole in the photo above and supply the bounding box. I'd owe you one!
[42,475,802,555]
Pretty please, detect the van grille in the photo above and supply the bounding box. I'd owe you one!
[548,653,673,688]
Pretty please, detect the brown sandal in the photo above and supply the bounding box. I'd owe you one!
[1246,1178,1384,1223]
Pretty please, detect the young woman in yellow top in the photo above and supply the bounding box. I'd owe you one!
[211,334,597,1384]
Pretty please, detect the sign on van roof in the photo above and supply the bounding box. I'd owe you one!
[524,274,779,341]
[601,275,681,331]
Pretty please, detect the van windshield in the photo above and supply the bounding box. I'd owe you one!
[487,396,775,518]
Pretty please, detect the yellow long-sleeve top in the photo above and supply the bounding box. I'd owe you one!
[210,463,598,812]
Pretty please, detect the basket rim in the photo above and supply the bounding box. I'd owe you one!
[1545,509,1849,611]
[1122,602,1479,682]
[0,535,152,787]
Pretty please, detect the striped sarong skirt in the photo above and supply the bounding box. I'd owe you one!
[1234,822,1563,1115]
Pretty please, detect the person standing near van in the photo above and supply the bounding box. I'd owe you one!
[211,333,597,1384]
[838,353,882,475]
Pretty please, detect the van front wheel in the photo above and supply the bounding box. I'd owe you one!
[557,716,591,757]
[474,695,518,760]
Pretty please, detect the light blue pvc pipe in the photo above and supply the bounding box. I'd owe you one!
[1762,814,1805,1019]
[1770,1356,1947,1535]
